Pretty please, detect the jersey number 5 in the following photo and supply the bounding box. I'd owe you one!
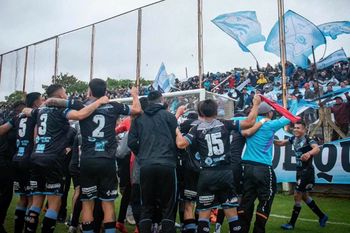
[92,115,105,137]
[18,118,28,137]
[205,132,224,156]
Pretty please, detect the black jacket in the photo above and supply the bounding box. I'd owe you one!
[128,103,178,168]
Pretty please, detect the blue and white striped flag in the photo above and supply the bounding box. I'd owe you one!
[318,21,350,40]
[317,48,348,69]
[212,11,265,52]
[265,10,326,68]
[152,63,175,93]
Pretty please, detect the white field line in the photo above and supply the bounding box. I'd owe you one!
[270,214,350,226]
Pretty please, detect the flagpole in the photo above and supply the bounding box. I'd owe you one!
[197,0,204,89]
[136,9,142,88]
[89,24,95,81]
[22,46,29,92]
[277,0,287,109]
[53,36,59,83]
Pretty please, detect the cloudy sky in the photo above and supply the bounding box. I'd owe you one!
[0,0,349,100]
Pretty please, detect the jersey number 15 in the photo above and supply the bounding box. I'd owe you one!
[205,132,224,156]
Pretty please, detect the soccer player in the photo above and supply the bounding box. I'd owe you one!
[23,84,109,233]
[238,97,298,233]
[70,79,141,233]
[178,112,201,233]
[176,96,261,233]
[275,121,328,230]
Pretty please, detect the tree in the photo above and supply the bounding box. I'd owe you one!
[5,91,26,105]
[42,73,88,94]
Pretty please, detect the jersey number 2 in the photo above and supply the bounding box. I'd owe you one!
[92,115,105,137]
[205,132,224,156]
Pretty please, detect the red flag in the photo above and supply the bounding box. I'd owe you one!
[260,95,301,123]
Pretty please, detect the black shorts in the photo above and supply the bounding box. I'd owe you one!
[197,169,238,211]
[80,158,118,201]
[30,157,65,195]
[13,162,31,195]
[295,168,315,192]
[182,169,199,202]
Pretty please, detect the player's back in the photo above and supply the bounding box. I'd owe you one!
[79,102,121,159]
[13,114,37,162]
[194,119,231,168]
[32,107,70,158]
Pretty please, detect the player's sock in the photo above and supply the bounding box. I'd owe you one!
[228,216,242,233]
[14,206,26,233]
[104,222,116,233]
[82,221,94,233]
[183,218,196,233]
[24,206,41,233]
[41,209,58,233]
[306,197,325,219]
[197,218,210,233]
[289,203,302,227]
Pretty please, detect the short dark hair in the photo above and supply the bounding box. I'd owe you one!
[197,99,218,117]
[294,121,306,128]
[25,92,41,107]
[148,91,162,104]
[46,84,63,97]
[89,78,106,98]
[139,97,149,111]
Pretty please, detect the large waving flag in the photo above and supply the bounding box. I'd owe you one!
[212,11,265,52]
[317,48,348,69]
[152,63,175,93]
[264,10,326,68]
[318,21,350,40]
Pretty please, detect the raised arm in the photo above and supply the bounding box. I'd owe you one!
[269,98,298,131]
[45,98,70,108]
[176,128,190,149]
[239,95,261,130]
[274,139,289,147]
[241,118,269,137]
[129,87,142,115]
[66,96,109,121]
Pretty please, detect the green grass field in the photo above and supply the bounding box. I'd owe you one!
[4,189,350,232]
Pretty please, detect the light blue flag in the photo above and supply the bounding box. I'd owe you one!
[152,63,175,93]
[317,48,348,69]
[264,10,326,68]
[212,11,265,52]
[318,21,350,39]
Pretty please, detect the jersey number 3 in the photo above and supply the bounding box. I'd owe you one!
[205,132,224,156]
[92,115,105,137]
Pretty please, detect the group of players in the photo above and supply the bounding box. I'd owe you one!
[0,78,328,233]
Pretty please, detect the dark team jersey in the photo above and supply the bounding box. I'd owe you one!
[71,100,130,159]
[289,135,317,170]
[179,119,201,171]
[185,119,239,169]
[31,107,70,159]
[12,114,36,162]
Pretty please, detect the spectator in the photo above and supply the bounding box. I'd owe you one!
[257,73,268,87]
[330,94,350,140]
